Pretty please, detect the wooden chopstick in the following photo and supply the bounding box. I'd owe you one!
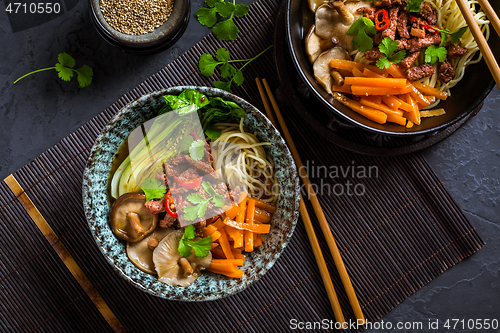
[256,78,346,325]
[256,78,365,325]
[456,0,500,89]
[478,0,500,38]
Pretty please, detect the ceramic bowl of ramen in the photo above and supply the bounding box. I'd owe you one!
[286,0,500,135]
[82,86,300,300]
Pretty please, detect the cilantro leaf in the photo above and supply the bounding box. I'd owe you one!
[351,29,374,53]
[389,50,406,63]
[450,26,468,44]
[407,0,424,12]
[189,139,206,161]
[197,7,218,27]
[55,63,74,81]
[58,52,75,68]
[183,205,200,221]
[212,18,239,41]
[179,134,194,153]
[183,224,196,240]
[198,201,208,218]
[186,237,212,257]
[213,80,233,92]
[425,45,447,64]
[347,17,377,51]
[216,2,235,17]
[220,63,237,79]
[187,193,207,204]
[212,193,225,207]
[205,127,222,141]
[177,240,192,257]
[205,0,221,8]
[376,57,392,69]
[202,181,217,196]
[440,31,448,47]
[233,70,244,86]
[234,4,249,17]
[199,54,221,77]
[215,47,230,62]
[74,65,93,88]
[379,37,399,57]
[141,178,166,201]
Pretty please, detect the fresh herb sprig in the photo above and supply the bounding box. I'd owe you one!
[178,225,212,257]
[376,37,406,69]
[425,26,468,64]
[196,0,250,41]
[346,17,378,52]
[407,0,424,13]
[198,46,272,92]
[184,182,225,221]
[141,178,166,201]
[13,52,93,88]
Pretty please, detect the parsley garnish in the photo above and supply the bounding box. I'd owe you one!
[346,17,378,52]
[189,139,206,161]
[196,0,249,41]
[184,182,225,221]
[407,0,424,13]
[198,46,272,92]
[376,37,406,69]
[13,52,93,88]
[425,45,447,64]
[141,178,166,201]
[178,225,212,257]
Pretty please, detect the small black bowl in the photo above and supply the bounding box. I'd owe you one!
[286,0,499,136]
[90,0,190,54]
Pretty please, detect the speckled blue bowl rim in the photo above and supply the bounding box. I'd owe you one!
[82,86,300,301]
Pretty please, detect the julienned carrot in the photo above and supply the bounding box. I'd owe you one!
[224,204,240,220]
[359,97,404,116]
[350,84,412,96]
[207,266,244,278]
[225,225,243,248]
[235,196,246,249]
[363,67,385,78]
[405,94,421,125]
[254,208,271,223]
[211,259,245,266]
[331,84,352,94]
[333,93,387,124]
[386,113,407,125]
[204,224,218,238]
[406,120,414,128]
[420,108,446,117]
[245,198,256,253]
[211,247,225,258]
[394,95,413,112]
[371,95,383,104]
[330,59,366,72]
[382,95,402,110]
[223,217,271,234]
[212,218,225,230]
[410,85,430,107]
[423,95,436,103]
[412,81,448,100]
[352,67,364,77]
[254,199,276,214]
[211,243,219,250]
[345,77,408,88]
[232,249,246,259]
[253,235,263,248]
[385,64,406,78]
[211,231,221,242]
[217,227,234,259]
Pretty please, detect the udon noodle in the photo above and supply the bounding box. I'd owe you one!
[211,119,278,204]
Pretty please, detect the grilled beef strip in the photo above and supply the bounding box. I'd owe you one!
[419,2,437,25]
[405,63,435,81]
[438,61,455,83]
[397,10,410,39]
[365,48,385,61]
[447,44,468,58]
[401,50,421,69]
[381,6,399,40]
[408,33,441,52]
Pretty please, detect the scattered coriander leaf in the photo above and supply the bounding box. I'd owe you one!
[425,45,447,64]
[196,7,218,27]
[234,4,249,17]
[440,31,448,47]
[183,225,196,241]
[205,0,221,8]
[55,63,74,81]
[220,63,237,79]
[58,52,75,68]
[183,205,200,221]
[212,18,239,41]
[177,239,192,257]
[185,237,212,257]
[187,193,207,204]
[189,139,206,161]
[379,37,399,57]
[351,29,373,53]
[450,26,468,44]
[215,2,235,17]
[202,181,217,196]
[215,47,230,62]
[179,134,194,153]
[347,17,377,52]
[376,37,406,69]
[74,65,93,88]
[213,80,233,92]
[389,50,406,63]
[407,0,424,12]
[233,70,244,86]
[198,201,208,218]
[376,57,392,69]
[199,54,221,77]
[205,127,222,141]
[141,178,166,201]
[212,193,225,207]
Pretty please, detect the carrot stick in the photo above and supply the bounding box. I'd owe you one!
[254,199,276,213]
[386,113,407,125]
[224,204,240,220]
[210,231,221,242]
[345,77,408,88]
[218,227,234,259]
[412,81,448,100]
[207,266,244,278]
[394,95,414,112]
[330,59,366,72]
[231,249,246,259]
[423,95,436,103]
[352,67,364,77]
[362,67,385,78]
[406,120,414,128]
[212,218,225,230]
[385,64,406,78]
[370,95,383,104]
[225,225,243,248]
[211,243,219,250]
[204,224,218,237]
[359,97,404,116]
[331,84,352,94]
[350,84,412,96]
[223,217,271,234]
[235,196,246,248]
[410,85,431,107]
[245,198,255,252]
[333,93,388,124]
[254,208,271,223]
[405,95,421,125]
[211,259,245,266]
[382,95,402,110]
[253,235,263,248]
[211,247,226,259]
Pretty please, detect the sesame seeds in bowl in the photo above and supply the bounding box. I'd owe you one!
[90,0,190,54]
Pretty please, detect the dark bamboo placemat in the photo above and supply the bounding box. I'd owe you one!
[0,0,484,332]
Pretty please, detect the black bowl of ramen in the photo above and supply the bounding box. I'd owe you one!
[286,0,500,136]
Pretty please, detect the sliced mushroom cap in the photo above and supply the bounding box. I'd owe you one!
[315,1,371,52]
[152,229,212,287]
[308,0,328,13]
[110,193,158,242]
[313,47,351,95]
[127,227,174,275]
[305,25,323,64]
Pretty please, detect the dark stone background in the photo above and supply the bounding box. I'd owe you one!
[0,0,498,331]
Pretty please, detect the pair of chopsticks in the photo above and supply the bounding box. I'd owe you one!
[456,0,500,89]
[255,78,365,326]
